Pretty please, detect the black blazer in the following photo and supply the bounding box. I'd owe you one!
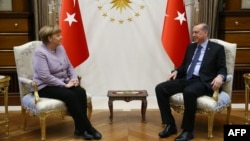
[176,40,227,89]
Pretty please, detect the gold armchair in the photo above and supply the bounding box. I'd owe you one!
[169,39,237,139]
[13,41,92,140]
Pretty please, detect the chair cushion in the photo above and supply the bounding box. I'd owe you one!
[215,91,231,111]
[22,93,67,115]
[170,91,231,112]
[22,93,92,115]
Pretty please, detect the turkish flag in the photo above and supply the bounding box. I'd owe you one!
[162,0,190,68]
[59,0,89,68]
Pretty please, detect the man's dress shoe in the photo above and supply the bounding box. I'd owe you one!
[159,125,177,138]
[74,130,93,140]
[175,130,194,141]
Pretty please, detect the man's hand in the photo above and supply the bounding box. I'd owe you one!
[211,75,224,91]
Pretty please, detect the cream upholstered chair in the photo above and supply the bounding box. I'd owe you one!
[169,39,236,139]
[13,41,92,140]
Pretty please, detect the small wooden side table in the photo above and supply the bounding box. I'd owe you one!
[0,75,11,135]
[107,90,148,123]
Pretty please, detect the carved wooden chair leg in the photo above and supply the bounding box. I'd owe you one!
[40,116,46,141]
[87,100,93,119]
[21,107,27,130]
[207,112,215,140]
[226,106,232,124]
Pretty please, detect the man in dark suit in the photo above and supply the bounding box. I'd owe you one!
[155,23,227,141]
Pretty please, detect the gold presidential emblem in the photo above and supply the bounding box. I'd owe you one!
[97,0,145,24]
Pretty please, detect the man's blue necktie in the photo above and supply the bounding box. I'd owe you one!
[186,45,202,79]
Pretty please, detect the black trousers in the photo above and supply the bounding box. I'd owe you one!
[38,86,92,132]
[155,77,213,131]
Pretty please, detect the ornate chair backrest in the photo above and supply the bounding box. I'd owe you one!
[13,41,42,98]
[209,39,237,97]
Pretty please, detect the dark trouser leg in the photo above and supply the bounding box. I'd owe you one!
[69,86,91,130]
[155,80,183,125]
[38,86,92,132]
[71,86,88,115]
[181,80,212,131]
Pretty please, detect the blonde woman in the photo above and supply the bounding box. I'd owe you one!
[33,25,102,140]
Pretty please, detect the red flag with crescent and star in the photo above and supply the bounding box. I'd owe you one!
[162,0,190,68]
[59,0,89,68]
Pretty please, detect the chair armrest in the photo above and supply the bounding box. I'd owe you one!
[18,77,33,84]
[212,75,233,101]
[225,75,233,83]
[77,75,82,85]
[18,77,40,104]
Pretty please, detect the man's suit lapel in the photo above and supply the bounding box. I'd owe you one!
[201,41,212,67]
[186,44,198,66]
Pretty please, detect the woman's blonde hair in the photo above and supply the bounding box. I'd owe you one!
[39,25,61,44]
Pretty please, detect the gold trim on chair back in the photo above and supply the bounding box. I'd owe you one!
[13,41,42,98]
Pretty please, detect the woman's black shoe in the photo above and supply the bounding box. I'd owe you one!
[74,130,93,140]
[89,127,102,140]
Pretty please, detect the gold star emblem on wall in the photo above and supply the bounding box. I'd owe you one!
[96,0,145,24]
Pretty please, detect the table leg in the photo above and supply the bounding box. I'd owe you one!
[108,99,113,124]
[141,98,147,122]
